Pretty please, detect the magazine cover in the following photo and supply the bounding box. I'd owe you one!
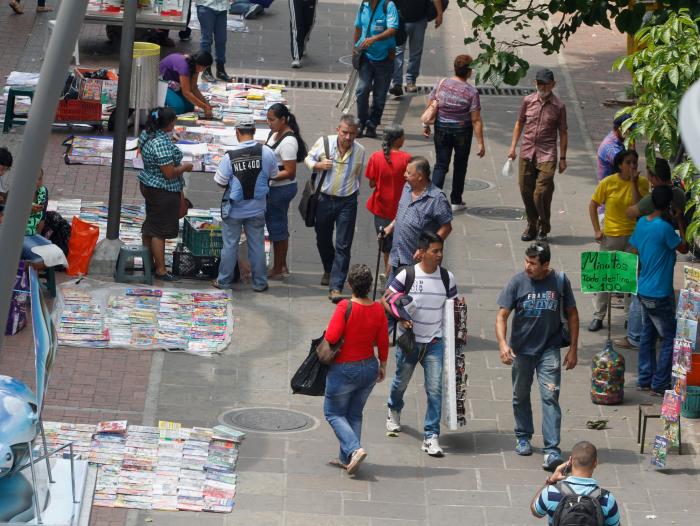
[672,338,693,372]
[675,318,698,348]
[677,289,700,320]
[663,420,680,448]
[651,435,669,467]
[661,390,681,421]
[683,266,700,291]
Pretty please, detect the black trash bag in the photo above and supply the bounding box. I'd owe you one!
[291,335,328,396]
[42,211,71,256]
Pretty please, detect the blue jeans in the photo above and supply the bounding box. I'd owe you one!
[638,294,676,391]
[22,234,52,263]
[432,122,474,205]
[388,338,444,438]
[217,214,267,290]
[512,347,562,457]
[314,193,358,292]
[324,358,378,465]
[165,88,194,115]
[265,183,298,242]
[355,57,394,129]
[627,294,642,346]
[392,19,428,86]
[197,5,228,65]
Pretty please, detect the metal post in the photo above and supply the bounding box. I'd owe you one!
[0,0,88,352]
[106,0,138,240]
[27,442,43,524]
[69,442,79,504]
[134,63,142,136]
[39,420,54,483]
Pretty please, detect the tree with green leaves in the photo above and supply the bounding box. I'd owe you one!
[614,9,700,240]
[461,0,700,86]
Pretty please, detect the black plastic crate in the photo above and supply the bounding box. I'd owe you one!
[172,243,221,280]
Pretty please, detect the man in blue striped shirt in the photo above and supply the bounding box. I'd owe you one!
[531,440,620,526]
[304,115,366,300]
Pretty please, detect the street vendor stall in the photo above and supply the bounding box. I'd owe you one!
[84,0,189,30]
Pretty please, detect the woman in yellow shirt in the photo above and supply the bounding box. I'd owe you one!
[588,149,648,332]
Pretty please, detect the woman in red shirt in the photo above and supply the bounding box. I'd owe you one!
[324,264,389,475]
[365,125,411,280]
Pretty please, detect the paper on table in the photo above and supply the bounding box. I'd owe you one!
[126,138,139,150]
[176,143,210,155]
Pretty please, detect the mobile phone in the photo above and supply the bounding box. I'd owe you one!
[561,461,572,476]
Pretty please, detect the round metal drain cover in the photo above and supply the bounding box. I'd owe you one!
[463,179,491,191]
[466,206,525,221]
[220,407,316,433]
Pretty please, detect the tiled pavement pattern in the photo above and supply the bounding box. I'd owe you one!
[0,2,699,525]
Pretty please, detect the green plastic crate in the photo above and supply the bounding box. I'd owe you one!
[183,217,223,257]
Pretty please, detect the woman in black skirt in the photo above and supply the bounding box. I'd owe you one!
[138,107,193,281]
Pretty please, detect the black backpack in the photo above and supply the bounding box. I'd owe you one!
[385,1,407,47]
[552,482,607,526]
[42,211,71,257]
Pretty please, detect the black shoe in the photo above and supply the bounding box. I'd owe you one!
[521,231,536,242]
[388,84,403,97]
[536,231,547,241]
[178,28,192,41]
[588,318,603,332]
[216,65,233,82]
[156,272,180,282]
[201,67,216,83]
[364,125,377,138]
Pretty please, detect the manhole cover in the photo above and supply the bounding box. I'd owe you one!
[220,407,316,433]
[466,206,525,221]
[463,179,491,191]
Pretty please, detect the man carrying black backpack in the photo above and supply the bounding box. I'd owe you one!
[531,441,620,526]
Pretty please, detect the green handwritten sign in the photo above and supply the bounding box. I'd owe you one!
[580,251,638,294]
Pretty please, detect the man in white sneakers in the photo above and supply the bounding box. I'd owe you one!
[382,230,457,457]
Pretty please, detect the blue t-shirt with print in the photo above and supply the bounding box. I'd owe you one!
[354,0,399,62]
[630,215,681,298]
[534,476,620,526]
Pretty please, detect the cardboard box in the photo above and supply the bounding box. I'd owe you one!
[75,68,119,105]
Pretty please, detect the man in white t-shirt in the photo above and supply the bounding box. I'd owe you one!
[382,230,457,456]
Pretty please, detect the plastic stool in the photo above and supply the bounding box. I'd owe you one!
[47,20,80,65]
[114,246,154,285]
[3,87,35,133]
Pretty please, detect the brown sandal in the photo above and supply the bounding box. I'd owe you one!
[36,6,53,12]
[9,1,24,14]
[327,458,347,469]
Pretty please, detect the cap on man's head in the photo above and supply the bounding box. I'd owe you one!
[236,115,256,131]
[613,113,632,129]
[535,68,555,83]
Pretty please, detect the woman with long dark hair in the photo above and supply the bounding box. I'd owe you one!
[324,264,388,475]
[159,51,214,116]
[588,149,648,331]
[365,124,411,279]
[138,107,193,281]
[424,54,485,211]
[265,103,307,279]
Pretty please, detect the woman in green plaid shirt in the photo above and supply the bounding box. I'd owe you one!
[138,107,193,281]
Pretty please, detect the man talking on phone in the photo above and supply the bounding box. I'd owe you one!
[495,241,579,472]
[530,440,620,526]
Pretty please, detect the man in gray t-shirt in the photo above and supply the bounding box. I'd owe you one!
[495,242,579,473]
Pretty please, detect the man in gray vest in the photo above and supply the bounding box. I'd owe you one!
[213,115,277,292]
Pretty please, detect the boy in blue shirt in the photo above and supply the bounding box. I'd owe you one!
[630,185,688,395]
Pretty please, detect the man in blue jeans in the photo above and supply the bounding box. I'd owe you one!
[213,116,277,292]
[383,231,457,457]
[196,0,234,82]
[388,0,444,96]
[496,241,579,471]
[353,0,399,138]
[629,185,689,395]
[304,115,366,301]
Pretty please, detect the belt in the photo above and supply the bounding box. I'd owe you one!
[321,191,358,200]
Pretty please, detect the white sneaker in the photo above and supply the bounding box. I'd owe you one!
[421,434,444,457]
[451,202,467,212]
[291,59,301,69]
[386,409,401,433]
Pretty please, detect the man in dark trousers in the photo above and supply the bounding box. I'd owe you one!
[289,0,318,69]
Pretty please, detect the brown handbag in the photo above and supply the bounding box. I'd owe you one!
[316,301,353,365]
[420,78,447,126]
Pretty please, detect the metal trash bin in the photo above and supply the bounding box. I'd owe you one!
[130,42,160,132]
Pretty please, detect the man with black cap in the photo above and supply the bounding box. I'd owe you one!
[597,113,632,181]
[508,68,568,242]
[213,115,278,292]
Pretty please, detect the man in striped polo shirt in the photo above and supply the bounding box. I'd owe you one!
[305,115,366,301]
[382,231,457,457]
[531,440,620,526]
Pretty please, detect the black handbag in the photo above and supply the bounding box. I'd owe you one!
[556,271,571,347]
[297,135,330,227]
[396,326,417,355]
[316,302,352,365]
[291,336,329,396]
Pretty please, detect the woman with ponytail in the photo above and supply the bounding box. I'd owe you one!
[364,124,411,279]
[265,103,308,278]
[138,107,194,282]
[159,51,214,116]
